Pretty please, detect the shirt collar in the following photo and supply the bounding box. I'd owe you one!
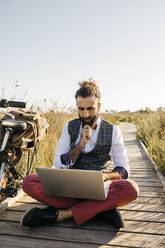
[94,116,101,130]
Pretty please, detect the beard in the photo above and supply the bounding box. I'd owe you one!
[79,112,99,128]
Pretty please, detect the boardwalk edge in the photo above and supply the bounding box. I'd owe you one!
[138,138,165,189]
[0,188,24,214]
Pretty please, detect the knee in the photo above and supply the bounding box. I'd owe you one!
[113,179,139,201]
[22,174,38,194]
[130,180,139,199]
[121,179,139,200]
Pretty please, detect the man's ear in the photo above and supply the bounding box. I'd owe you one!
[98,102,101,110]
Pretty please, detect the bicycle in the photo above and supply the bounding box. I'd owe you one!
[0,99,28,199]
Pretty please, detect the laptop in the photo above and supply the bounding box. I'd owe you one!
[36,168,111,200]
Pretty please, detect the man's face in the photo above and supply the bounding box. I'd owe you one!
[76,96,101,127]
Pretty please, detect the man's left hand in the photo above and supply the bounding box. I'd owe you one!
[102,172,120,181]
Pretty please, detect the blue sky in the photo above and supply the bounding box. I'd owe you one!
[0,0,165,111]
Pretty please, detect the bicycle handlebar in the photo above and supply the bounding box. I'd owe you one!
[0,99,26,108]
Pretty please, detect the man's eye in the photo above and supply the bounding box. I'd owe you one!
[87,107,93,110]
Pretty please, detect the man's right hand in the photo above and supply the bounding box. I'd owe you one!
[69,125,92,163]
[80,125,92,148]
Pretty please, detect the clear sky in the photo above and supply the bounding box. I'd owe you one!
[0,0,165,112]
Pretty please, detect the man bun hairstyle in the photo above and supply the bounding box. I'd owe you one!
[75,79,101,101]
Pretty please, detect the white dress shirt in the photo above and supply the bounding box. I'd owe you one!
[53,117,130,176]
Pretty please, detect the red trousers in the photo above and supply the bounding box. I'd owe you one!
[22,174,139,225]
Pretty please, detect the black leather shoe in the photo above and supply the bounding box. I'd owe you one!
[97,208,124,229]
[20,205,58,227]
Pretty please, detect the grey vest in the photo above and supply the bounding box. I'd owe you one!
[68,118,113,170]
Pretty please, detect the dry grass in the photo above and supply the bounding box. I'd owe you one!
[117,110,165,175]
[137,112,165,175]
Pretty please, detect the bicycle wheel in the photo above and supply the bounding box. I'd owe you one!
[0,157,19,198]
[0,159,8,198]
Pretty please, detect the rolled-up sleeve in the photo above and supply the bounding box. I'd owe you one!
[53,123,73,169]
[109,125,130,177]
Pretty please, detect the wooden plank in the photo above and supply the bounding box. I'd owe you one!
[1,233,130,248]
[0,234,145,248]
[120,202,165,212]
[6,197,165,213]
[130,173,158,177]
[17,195,165,205]
[138,186,163,192]
[133,196,165,204]
[138,192,165,197]
[1,206,165,235]
[1,207,165,224]
[130,175,157,178]
[0,189,24,214]
[121,210,165,223]
[130,169,155,171]
[16,193,165,204]
[0,234,112,248]
[133,182,162,187]
[130,177,159,182]
[0,220,165,248]
[2,213,165,236]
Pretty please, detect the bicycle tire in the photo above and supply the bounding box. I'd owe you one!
[0,157,19,198]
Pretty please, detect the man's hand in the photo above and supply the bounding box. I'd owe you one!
[80,125,92,148]
[69,125,92,163]
[102,172,121,181]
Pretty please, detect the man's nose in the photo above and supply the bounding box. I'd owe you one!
[83,110,89,118]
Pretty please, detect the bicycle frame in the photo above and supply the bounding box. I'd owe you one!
[0,100,27,198]
[0,111,17,197]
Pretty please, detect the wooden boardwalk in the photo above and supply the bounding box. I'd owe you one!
[0,122,165,248]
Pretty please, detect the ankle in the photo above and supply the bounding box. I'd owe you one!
[57,209,72,222]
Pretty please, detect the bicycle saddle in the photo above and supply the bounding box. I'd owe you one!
[1,119,27,131]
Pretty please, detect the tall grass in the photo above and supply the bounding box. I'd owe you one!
[137,111,165,175]
[117,109,165,175]
[34,110,77,169]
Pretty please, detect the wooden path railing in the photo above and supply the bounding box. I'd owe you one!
[0,122,165,248]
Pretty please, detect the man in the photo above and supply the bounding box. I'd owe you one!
[21,80,139,228]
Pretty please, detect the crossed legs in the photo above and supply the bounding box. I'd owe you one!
[22,174,139,225]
